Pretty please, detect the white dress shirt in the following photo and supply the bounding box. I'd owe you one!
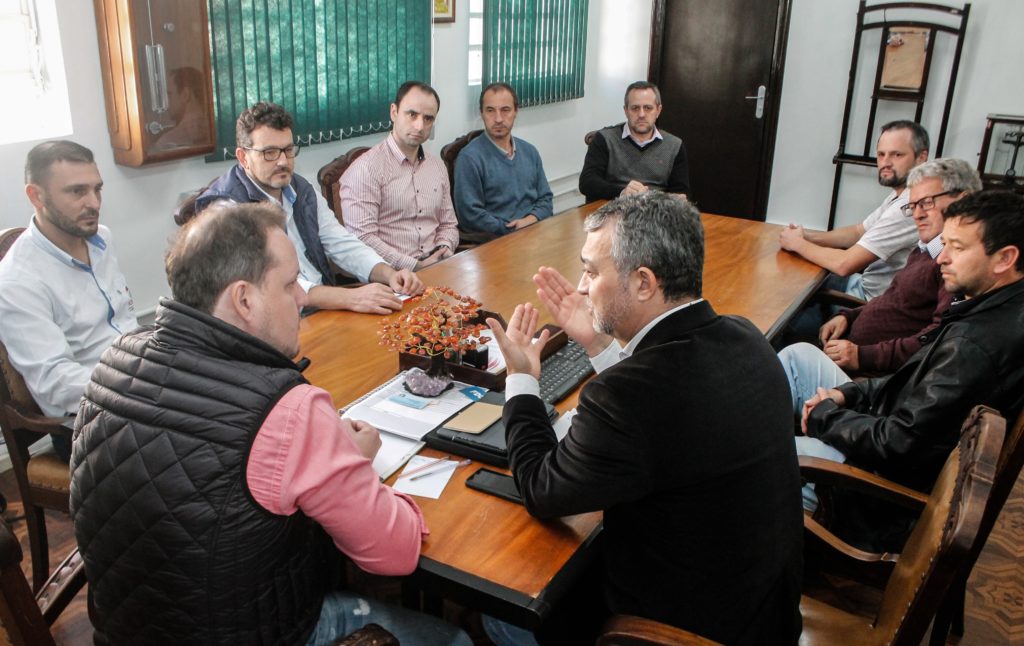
[0,219,138,416]
[255,179,385,292]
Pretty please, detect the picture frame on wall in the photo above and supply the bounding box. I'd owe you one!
[434,0,455,23]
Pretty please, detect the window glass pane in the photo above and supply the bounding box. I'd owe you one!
[468,49,482,85]
[469,16,482,45]
[0,0,71,145]
[469,0,483,13]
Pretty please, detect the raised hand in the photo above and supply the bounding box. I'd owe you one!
[486,303,550,379]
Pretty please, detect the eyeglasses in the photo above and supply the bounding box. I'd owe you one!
[243,145,300,161]
[901,190,956,216]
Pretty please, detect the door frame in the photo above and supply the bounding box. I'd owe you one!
[647,0,793,219]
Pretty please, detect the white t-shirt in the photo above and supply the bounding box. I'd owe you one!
[855,190,918,299]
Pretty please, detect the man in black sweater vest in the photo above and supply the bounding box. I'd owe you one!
[579,81,690,203]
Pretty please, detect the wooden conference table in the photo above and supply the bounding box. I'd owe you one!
[299,200,825,627]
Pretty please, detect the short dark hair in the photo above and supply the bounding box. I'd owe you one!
[236,102,294,148]
[25,140,94,185]
[880,120,930,157]
[393,81,440,111]
[585,192,703,300]
[479,82,518,111]
[943,191,1024,272]
[166,201,287,313]
[623,81,662,107]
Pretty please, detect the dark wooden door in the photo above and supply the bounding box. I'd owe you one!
[649,0,791,221]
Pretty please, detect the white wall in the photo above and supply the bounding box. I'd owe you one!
[767,0,1024,229]
[0,0,654,316]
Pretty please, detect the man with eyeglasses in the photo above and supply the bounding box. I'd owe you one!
[779,190,1024,552]
[578,81,690,203]
[786,159,982,375]
[197,101,424,314]
[781,121,929,301]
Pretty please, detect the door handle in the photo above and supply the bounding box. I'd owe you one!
[744,85,766,119]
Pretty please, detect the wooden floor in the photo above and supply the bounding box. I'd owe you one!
[4,467,1024,644]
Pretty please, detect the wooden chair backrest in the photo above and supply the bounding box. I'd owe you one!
[317,146,371,224]
[440,129,483,203]
[874,405,1003,645]
[0,229,40,416]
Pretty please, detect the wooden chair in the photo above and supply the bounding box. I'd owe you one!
[802,404,1024,645]
[439,130,494,248]
[598,405,1004,646]
[0,519,86,645]
[317,146,371,224]
[0,228,74,592]
[930,405,1024,645]
[173,177,218,226]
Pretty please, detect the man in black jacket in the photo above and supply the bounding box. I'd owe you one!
[786,191,1024,549]
[484,193,803,645]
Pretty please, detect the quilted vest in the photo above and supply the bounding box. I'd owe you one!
[196,164,336,286]
[70,299,332,645]
[599,124,682,191]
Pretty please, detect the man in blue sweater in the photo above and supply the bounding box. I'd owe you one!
[454,83,553,238]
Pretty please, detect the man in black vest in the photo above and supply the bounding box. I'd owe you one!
[70,202,469,645]
[578,81,690,203]
[483,193,802,645]
[197,101,424,314]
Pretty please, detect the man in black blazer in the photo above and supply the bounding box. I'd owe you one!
[484,193,803,645]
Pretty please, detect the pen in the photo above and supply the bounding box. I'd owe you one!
[410,459,472,481]
[398,455,451,479]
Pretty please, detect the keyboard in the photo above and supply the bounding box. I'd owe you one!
[538,340,595,404]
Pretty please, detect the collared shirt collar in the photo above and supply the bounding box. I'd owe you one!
[919,234,944,260]
[485,132,516,160]
[622,122,663,148]
[386,133,425,164]
[618,298,705,361]
[27,215,105,270]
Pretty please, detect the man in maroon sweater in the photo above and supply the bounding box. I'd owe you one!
[817,158,982,374]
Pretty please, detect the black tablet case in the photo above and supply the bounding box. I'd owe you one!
[423,391,557,468]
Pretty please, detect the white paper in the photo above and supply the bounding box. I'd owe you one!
[392,456,459,499]
[341,372,481,440]
[371,433,424,480]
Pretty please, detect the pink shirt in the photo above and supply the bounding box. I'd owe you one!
[339,135,461,270]
[247,384,428,576]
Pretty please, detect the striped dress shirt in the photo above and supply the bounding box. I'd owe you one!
[340,135,460,270]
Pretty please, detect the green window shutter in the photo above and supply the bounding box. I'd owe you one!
[482,0,588,107]
[206,0,431,161]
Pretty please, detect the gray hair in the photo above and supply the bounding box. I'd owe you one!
[907,158,982,193]
[584,192,703,300]
[166,201,286,313]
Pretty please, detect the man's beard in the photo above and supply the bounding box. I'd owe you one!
[878,168,908,188]
[42,198,98,238]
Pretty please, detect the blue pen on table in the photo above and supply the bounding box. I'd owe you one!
[409,458,472,481]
